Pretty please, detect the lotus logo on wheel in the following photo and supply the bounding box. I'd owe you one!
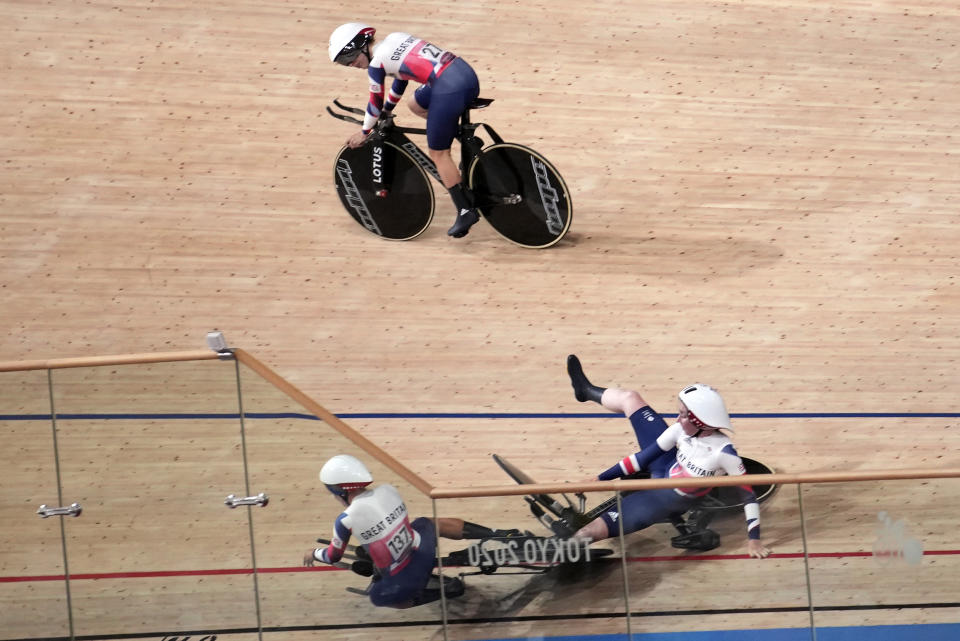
[371,145,383,184]
[531,158,564,235]
[336,159,382,235]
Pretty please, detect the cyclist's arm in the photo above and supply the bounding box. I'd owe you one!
[597,424,681,480]
[719,445,761,540]
[313,513,352,564]
[361,65,388,134]
[382,79,408,115]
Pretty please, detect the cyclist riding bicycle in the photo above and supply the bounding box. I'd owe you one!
[329,22,482,239]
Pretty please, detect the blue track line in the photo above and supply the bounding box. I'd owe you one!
[2,411,958,421]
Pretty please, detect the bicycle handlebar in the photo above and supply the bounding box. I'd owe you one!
[325,105,362,125]
[327,100,429,137]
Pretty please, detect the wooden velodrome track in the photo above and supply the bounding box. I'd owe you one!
[2,1,959,640]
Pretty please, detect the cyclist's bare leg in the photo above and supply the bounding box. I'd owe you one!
[408,100,428,119]
[408,102,478,237]
[407,102,462,186]
[436,517,466,538]
[575,518,610,542]
[434,144,479,238]
[429,517,519,540]
[428,148,462,189]
[600,388,650,418]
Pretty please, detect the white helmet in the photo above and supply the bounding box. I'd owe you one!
[329,22,375,63]
[678,383,734,431]
[320,454,373,500]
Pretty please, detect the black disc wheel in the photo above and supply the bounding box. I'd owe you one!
[333,141,435,240]
[467,143,572,248]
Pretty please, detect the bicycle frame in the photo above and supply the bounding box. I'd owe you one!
[329,98,572,247]
[326,99,508,205]
[493,453,778,544]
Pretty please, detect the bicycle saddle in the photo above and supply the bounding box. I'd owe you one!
[469,97,494,109]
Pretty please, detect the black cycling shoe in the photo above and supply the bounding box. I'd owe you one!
[350,560,374,577]
[671,528,721,551]
[442,576,465,598]
[567,354,604,403]
[447,208,480,238]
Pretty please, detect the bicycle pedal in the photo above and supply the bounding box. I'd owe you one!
[547,516,579,538]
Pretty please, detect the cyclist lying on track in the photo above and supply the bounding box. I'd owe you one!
[303,454,518,608]
[565,355,771,559]
[328,22,483,238]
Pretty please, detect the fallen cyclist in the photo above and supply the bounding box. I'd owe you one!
[303,454,520,607]
[564,355,771,559]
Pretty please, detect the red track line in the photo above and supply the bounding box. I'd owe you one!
[0,565,338,583]
[3,550,957,583]
[626,549,959,562]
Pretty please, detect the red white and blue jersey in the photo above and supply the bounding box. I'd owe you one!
[318,484,421,576]
[602,422,761,539]
[362,32,458,132]
[662,423,746,497]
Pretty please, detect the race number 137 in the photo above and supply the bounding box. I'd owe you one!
[387,527,413,559]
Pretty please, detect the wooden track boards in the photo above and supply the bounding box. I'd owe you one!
[3,1,960,639]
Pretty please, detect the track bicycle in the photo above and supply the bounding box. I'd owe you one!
[327,98,573,248]
[493,454,778,552]
[317,451,777,605]
[320,530,613,605]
